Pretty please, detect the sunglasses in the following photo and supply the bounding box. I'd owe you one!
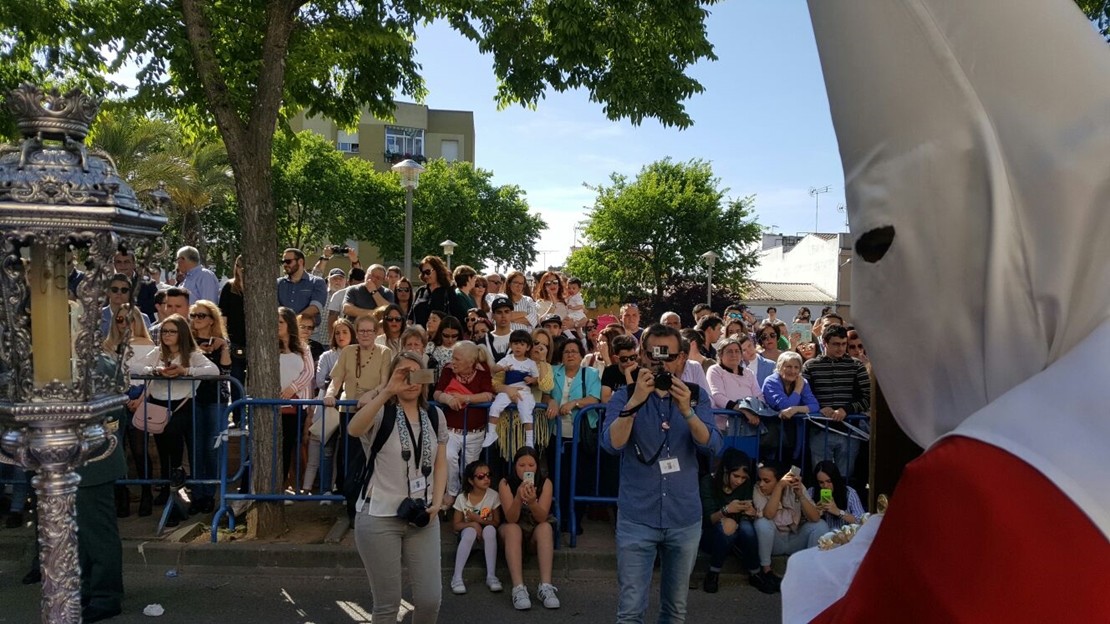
[545,280,559,286]
[396,287,411,293]
[488,281,502,286]
[420,269,432,276]
[473,473,490,480]
[759,333,776,340]
[115,316,128,323]
[109,286,130,294]
[653,353,681,362]
[281,258,297,265]
[385,316,403,323]
[189,312,211,320]
[617,355,637,363]
[440,332,460,339]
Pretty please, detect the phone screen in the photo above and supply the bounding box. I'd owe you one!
[407,368,435,385]
[523,471,535,485]
[820,488,833,504]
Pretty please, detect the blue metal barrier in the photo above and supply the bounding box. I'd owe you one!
[119,374,245,535]
[211,397,558,544]
[566,404,614,548]
[801,413,869,478]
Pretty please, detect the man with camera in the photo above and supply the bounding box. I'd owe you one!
[342,263,395,321]
[311,245,362,276]
[602,323,723,624]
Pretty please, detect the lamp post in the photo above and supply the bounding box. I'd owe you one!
[391,159,426,278]
[700,251,719,307]
[440,239,457,270]
[0,85,167,622]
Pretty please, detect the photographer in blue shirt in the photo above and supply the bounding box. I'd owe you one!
[602,324,723,623]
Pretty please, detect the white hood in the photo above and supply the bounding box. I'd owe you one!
[808,0,1110,448]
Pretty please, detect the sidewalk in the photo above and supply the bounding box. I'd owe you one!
[0,502,783,579]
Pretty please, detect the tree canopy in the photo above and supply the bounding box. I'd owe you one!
[566,158,762,306]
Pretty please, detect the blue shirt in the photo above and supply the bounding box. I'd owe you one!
[100,306,152,337]
[601,384,722,529]
[180,265,220,305]
[277,272,327,317]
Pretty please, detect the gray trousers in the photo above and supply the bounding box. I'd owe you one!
[354,512,442,624]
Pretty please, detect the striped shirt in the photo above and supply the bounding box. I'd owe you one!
[509,295,538,332]
[801,354,870,432]
[808,485,866,530]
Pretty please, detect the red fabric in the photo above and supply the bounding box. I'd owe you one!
[434,364,493,430]
[812,436,1110,623]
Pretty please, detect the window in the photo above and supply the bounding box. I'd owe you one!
[385,126,424,157]
[337,130,359,153]
[441,139,459,162]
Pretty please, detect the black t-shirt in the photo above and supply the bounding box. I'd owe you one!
[601,364,631,391]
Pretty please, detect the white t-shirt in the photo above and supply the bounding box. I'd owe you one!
[497,354,539,387]
[565,292,587,321]
[481,331,512,364]
[451,487,501,520]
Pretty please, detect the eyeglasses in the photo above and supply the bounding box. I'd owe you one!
[281,258,296,265]
[440,332,460,339]
[719,348,742,356]
[563,350,581,356]
[160,329,179,335]
[298,325,314,331]
[356,329,376,335]
[396,287,411,293]
[109,286,130,294]
[473,473,490,480]
[420,269,432,276]
[385,316,403,323]
[617,355,637,363]
[189,312,211,320]
[511,280,524,287]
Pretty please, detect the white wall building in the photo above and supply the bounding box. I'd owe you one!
[746,232,854,322]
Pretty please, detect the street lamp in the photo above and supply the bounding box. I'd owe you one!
[392,158,426,278]
[0,85,167,622]
[700,251,720,307]
[440,239,457,270]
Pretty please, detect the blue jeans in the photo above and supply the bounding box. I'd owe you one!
[700,518,759,572]
[616,517,702,624]
[194,401,224,498]
[808,428,860,478]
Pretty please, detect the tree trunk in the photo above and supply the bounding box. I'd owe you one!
[235,156,286,539]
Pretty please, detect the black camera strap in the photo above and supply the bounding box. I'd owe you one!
[633,394,673,466]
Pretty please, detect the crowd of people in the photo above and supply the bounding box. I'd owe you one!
[0,244,874,623]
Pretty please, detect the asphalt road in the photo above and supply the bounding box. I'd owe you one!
[0,565,782,623]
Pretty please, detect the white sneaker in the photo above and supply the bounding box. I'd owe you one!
[511,584,531,610]
[482,430,499,448]
[486,576,503,592]
[451,579,466,595]
[537,583,560,609]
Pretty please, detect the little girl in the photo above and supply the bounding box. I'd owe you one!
[451,460,502,595]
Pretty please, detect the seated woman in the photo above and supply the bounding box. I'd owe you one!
[451,459,502,595]
[808,460,866,531]
[760,351,820,461]
[543,339,601,534]
[753,461,829,572]
[498,447,560,611]
[433,341,494,508]
[699,449,778,594]
[706,337,763,435]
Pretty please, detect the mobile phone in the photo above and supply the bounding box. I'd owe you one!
[789,465,802,478]
[523,471,535,485]
[407,368,435,385]
[820,488,833,505]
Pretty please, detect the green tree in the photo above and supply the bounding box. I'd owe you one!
[364,159,546,272]
[272,131,364,251]
[2,0,720,536]
[566,158,762,307]
[1077,0,1110,40]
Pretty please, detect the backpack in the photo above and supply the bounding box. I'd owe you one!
[343,403,441,521]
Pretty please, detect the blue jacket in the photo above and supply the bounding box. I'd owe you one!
[550,364,603,435]
[761,373,820,413]
[748,355,777,388]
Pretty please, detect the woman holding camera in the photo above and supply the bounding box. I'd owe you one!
[348,352,448,624]
[498,446,560,610]
[807,460,865,531]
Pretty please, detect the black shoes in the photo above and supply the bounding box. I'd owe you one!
[115,485,131,518]
[138,486,153,517]
[82,604,122,623]
[749,570,780,595]
[703,570,720,594]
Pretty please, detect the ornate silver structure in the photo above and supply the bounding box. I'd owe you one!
[0,85,167,623]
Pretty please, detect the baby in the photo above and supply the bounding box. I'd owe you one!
[565,276,587,327]
[485,330,539,448]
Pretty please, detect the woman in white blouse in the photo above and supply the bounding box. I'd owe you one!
[278,306,315,492]
[503,270,538,331]
[129,313,218,500]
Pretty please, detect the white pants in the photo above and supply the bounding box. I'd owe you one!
[446,430,485,496]
[488,388,535,424]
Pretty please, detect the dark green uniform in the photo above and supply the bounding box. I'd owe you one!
[76,404,126,618]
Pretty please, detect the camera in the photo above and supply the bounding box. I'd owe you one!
[331,245,350,255]
[653,370,673,391]
[649,345,674,390]
[396,497,430,527]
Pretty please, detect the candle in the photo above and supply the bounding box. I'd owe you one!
[29,243,73,385]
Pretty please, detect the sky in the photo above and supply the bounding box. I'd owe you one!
[409,2,848,272]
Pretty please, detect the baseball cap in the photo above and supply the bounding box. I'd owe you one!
[541,314,562,326]
[491,296,512,311]
[328,268,346,278]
